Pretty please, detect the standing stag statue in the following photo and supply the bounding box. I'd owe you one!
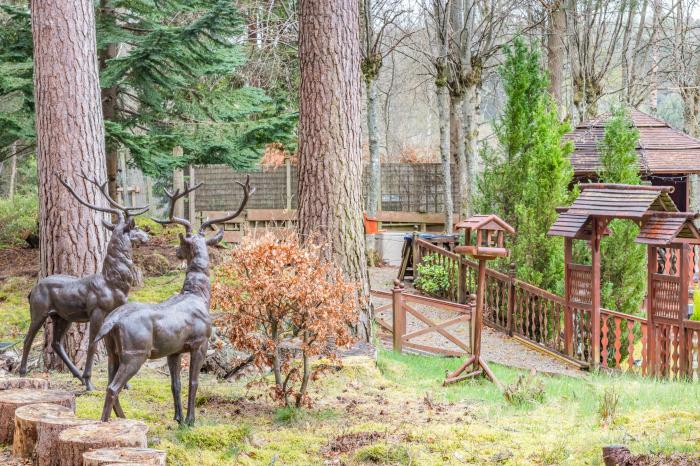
[95,178,253,426]
[18,174,150,391]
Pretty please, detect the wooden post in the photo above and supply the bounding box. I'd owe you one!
[591,218,602,370]
[458,260,467,304]
[473,259,487,360]
[172,146,184,219]
[188,165,197,227]
[285,156,293,210]
[411,232,419,280]
[392,280,405,353]
[507,263,516,337]
[602,445,631,466]
[564,237,574,356]
[647,245,657,376]
[679,243,689,379]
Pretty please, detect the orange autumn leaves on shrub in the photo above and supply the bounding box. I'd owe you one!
[211,234,358,407]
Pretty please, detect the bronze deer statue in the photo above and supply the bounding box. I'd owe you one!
[95,178,253,425]
[18,174,150,391]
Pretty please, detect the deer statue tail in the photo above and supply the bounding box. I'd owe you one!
[94,319,118,343]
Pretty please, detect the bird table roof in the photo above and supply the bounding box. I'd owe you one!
[455,214,515,234]
[566,109,700,175]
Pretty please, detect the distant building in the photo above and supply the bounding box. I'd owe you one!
[566,109,700,212]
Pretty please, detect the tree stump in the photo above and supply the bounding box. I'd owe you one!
[57,420,149,466]
[0,389,75,444]
[0,377,49,390]
[83,447,166,465]
[12,402,75,459]
[35,416,96,466]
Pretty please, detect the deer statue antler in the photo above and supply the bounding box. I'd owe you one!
[198,175,254,235]
[56,174,124,221]
[79,171,150,218]
[153,182,203,235]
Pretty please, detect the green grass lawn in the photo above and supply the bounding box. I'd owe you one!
[1,274,700,464]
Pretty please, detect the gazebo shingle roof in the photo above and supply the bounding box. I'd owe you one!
[566,109,700,175]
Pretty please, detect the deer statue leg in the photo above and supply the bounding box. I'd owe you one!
[81,309,105,391]
[184,344,207,426]
[18,312,47,376]
[167,354,183,424]
[50,317,84,381]
[105,340,125,418]
[101,354,146,422]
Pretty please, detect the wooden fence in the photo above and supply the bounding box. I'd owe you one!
[411,237,700,380]
[370,285,472,357]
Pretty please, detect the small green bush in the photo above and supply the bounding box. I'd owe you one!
[355,442,410,464]
[692,287,700,321]
[0,194,38,247]
[414,254,456,296]
[176,423,250,450]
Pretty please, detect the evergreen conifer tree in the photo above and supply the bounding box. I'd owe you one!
[598,107,646,314]
[478,37,572,291]
[0,1,296,182]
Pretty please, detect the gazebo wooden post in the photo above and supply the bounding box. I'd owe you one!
[591,218,603,370]
[647,245,657,377]
[679,243,689,379]
[564,237,573,357]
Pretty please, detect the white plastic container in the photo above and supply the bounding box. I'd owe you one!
[375,232,407,266]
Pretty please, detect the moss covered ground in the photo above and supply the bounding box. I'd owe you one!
[1,275,700,464]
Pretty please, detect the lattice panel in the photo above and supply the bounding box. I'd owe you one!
[651,276,681,321]
[568,266,592,305]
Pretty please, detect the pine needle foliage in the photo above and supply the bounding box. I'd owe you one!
[97,0,297,176]
[597,106,646,314]
[0,4,34,162]
[0,1,296,177]
[477,38,573,292]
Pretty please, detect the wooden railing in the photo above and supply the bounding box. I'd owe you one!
[409,238,699,379]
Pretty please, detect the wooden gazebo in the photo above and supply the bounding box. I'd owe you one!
[567,109,700,211]
[549,183,700,372]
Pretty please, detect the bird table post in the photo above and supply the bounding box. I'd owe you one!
[444,214,514,389]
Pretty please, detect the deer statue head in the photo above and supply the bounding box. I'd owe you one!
[154,176,254,264]
[57,172,150,245]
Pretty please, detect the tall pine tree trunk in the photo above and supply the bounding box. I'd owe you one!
[8,142,17,199]
[547,1,566,117]
[99,38,120,201]
[298,0,370,339]
[31,0,108,369]
[365,77,380,218]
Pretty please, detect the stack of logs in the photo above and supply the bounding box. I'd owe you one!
[0,376,166,465]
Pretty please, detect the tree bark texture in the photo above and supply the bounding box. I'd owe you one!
[462,84,479,218]
[12,402,75,459]
[297,0,371,338]
[57,420,148,466]
[0,389,75,445]
[547,1,566,117]
[450,93,468,218]
[437,82,453,233]
[8,142,17,199]
[365,77,380,218]
[99,32,120,201]
[31,0,108,369]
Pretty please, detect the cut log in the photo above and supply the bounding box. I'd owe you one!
[0,389,75,444]
[35,416,96,466]
[57,420,149,466]
[83,447,166,465]
[0,377,49,390]
[12,402,75,459]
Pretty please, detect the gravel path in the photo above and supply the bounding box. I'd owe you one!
[369,266,585,378]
